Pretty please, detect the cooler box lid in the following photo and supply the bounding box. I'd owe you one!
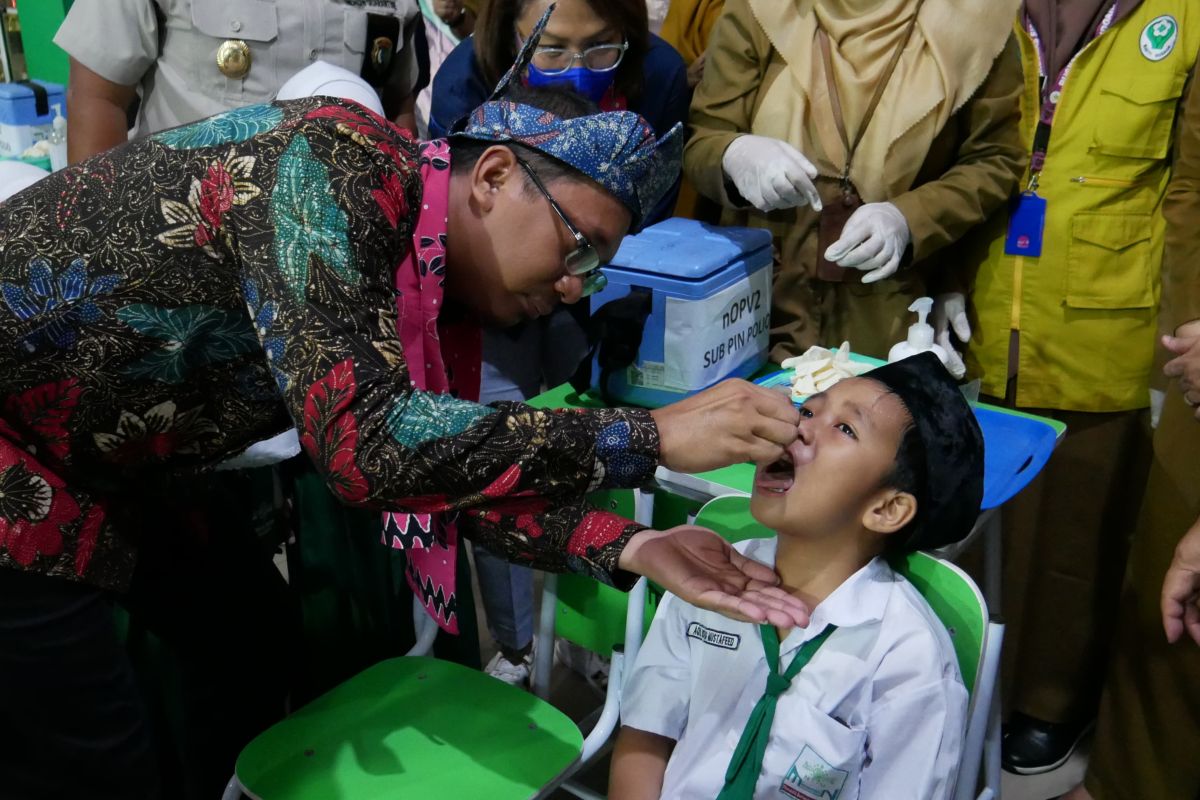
[0,81,65,126]
[608,218,772,282]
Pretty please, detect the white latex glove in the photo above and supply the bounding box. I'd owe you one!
[932,292,971,380]
[1150,388,1166,430]
[721,135,822,213]
[216,429,301,470]
[823,202,910,283]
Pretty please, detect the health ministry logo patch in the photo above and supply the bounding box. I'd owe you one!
[780,746,849,800]
[1141,15,1179,61]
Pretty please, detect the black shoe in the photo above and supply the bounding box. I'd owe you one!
[1002,713,1092,775]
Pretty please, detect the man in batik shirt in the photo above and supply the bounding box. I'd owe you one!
[0,64,803,800]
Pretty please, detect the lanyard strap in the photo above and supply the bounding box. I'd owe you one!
[817,1,925,191]
[1024,3,1118,183]
[717,624,838,800]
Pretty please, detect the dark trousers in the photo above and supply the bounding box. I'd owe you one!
[0,567,159,800]
[1086,394,1200,800]
[0,473,298,800]
[996,401,1151,723]
[961,380,1153,724]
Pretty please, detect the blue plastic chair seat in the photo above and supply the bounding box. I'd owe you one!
[974,405,1058,510]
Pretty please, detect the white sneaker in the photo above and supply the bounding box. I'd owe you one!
[485,651,532,687]
[554,638,610,692]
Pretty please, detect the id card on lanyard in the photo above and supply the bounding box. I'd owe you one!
[1005,5,1118,257]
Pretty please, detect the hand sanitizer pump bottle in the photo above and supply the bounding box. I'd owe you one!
[48,103,67,172]
[887,297,954,371]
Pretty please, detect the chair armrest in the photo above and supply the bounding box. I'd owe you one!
[580,649,625,762]
[406,593,439,657]
[581,575,647,762]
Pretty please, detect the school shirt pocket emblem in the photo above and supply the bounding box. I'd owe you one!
[1141,15,1179,62]
[686,622,741,650]
[780,745,850,800]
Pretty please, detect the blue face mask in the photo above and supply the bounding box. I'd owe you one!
[526,63,617,104]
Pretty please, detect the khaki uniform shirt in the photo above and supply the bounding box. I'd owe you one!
[684,0,1026,360]
[54,0,421,136]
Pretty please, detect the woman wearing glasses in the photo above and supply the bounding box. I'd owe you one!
[430,0,688,160]
[0,38,809,792]
[428,0,690,686]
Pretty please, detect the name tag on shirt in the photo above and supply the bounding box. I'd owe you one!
[1004,191,1047,257]
[687,622,742,650]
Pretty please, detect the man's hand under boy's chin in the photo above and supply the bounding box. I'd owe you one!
[619,525,811,628]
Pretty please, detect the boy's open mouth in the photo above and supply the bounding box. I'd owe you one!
[757,449,796,494]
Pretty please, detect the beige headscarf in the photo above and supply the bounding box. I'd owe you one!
[747,0,1020,201]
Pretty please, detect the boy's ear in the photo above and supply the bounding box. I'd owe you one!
[862,489,917,536]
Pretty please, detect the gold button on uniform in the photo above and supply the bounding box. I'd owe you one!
[216,39,252,79]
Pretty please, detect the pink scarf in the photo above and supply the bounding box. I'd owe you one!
[383,139,481,634]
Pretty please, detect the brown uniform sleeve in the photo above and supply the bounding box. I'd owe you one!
[682,0,773,208]
[889,35,1028,263]
[1162,67,1200,335]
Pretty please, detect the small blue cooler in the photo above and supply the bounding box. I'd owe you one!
[0,81,65,158]
[589,218,773,408]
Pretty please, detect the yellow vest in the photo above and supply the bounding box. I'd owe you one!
[965,2,1199,412]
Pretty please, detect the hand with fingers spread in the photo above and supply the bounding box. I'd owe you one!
[619,525,811,628]
[721,135,823,213]
[932,292,971,380]
[823,202,910,284]
[1163,512,1200,646]
[1163,319,1200,419]
[650,379,801,474]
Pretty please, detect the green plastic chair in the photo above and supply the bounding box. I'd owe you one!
[532,489,656,700]
[692,494,999,800]
[225,490,648,800]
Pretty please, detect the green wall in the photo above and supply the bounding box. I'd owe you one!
[17,0,73,85]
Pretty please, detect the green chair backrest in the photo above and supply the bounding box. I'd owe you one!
[693,495,985,696]
[692,494,766,545]
[890,550,985,695]
[650,489,705,530]
[553,490,656,654]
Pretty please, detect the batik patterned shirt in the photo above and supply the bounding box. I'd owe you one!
[0,98,657,592]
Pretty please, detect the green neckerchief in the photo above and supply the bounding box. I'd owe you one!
[717,623,838,800]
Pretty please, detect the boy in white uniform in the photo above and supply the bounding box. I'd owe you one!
[612,352,984,800]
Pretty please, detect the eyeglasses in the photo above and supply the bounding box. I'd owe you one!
[530,41,628,75]
[514,156,608,297]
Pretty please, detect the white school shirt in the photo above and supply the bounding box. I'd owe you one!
[622,538,968,800]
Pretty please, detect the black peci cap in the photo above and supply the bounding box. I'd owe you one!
[865,352,985,551]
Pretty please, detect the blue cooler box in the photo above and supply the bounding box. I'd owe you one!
[590,218,773,408]
[0,81,65,158]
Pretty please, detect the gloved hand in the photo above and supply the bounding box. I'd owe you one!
[823,202,910,283]
[932,292,971,380]
[721,135,822,213]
